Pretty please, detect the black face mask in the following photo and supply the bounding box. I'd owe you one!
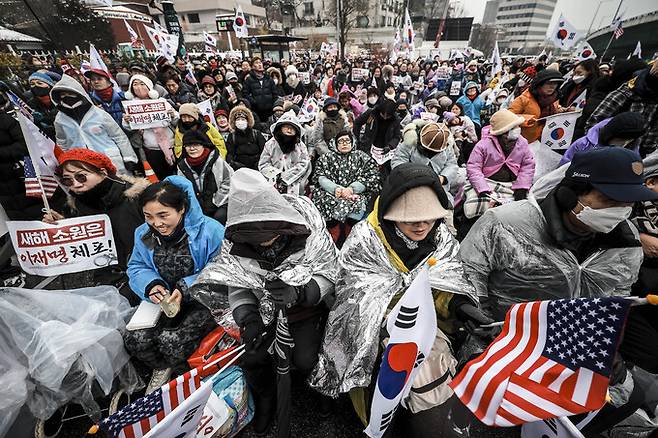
[275,130,297,153]
[397,110,407,118]
[60,95,83,108]
[417,143,438,158]
[181,120,197,130]
[31,86,50,97]
[326,108,339,118]
[400,71,407,76]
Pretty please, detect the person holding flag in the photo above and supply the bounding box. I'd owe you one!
[27,71,59,140]
[559,59,600,109]
[310,164,483,435]
[459,147,658,435]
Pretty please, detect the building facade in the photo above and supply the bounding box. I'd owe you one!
[481,0,500,25]
[495,0,557,53]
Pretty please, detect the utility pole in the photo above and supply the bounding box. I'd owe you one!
[601,0,623,60]
[335,0,341,60]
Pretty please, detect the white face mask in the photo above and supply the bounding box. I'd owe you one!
[385,92,395,100]
[572,201,632,233]
[572,74,586,84]
[235,119,248,131]
[506,127,521,141]
[273,78,279,85]
[496,98,506,104]
[368,96,378,105]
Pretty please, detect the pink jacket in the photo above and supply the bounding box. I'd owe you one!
[466,126,535,193]
[339,84,365,119]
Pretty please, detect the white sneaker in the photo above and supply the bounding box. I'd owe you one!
[145,368,172,394]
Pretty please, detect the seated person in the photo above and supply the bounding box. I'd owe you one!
[189,168,339,435]
[460,109,535,223]
[173,103,227,159]
[124,176,224,392]
[176,130,233,224]
[312,131,380,247]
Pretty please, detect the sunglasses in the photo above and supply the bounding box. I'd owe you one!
[60,172,90,187]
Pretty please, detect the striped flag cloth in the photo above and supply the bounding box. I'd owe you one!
[24,156,58,198]
[449,296,632,427]
[100,368,202,438]
[612,17,624,39]
[7,91,34,121]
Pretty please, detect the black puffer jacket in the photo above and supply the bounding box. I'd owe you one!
[0,112,43,220]
[225,128,267,171]
[242,71,280,118]
[352,100,401,153]
[166,83,198,110]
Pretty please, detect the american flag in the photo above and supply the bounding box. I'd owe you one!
[450,297,632,427]
[100,368,201,438]
[7,91,34,121]
[612,17,624,39]
[24,156,58,198]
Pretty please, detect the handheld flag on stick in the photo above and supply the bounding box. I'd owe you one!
[89,44,122,92]
[123,19,141,48]
[490,41,502,76]
[577,42,596,61]
[540,112,581,150]
[551,14,579,49]
[403,8,415,53]
[365,266,437,437]
[630,41,641,59]
[612,16,624,39]
[234,5,249,38]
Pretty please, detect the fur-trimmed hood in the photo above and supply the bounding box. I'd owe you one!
[382,65,394,82]
[267,67,283,84]
[228,104,255,130]
[66,175,150,213]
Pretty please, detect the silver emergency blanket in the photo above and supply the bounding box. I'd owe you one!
[191,194,339,325]
[308,221,478,397]
[458,198,643,320]
[0,286,136,436]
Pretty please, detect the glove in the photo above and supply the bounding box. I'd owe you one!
[513,188,528,201]
[452,297,495,336]
[124,161,138,176]
[265,278,300,306]
[241,313,266,352]
[298,279,321,307]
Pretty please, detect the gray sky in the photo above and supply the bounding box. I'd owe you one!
[458,0,658,33]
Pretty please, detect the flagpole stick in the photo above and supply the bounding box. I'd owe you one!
[204,348,245,377]
[201,343,245,372]
[36,175,52,215]
[556,416,586,438]
[601,0,624,60]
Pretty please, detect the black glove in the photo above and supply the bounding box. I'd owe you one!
[265,278,300,306]
[241,313,266,352]
[452,296,495,336]
[298,279,321,307]
[513,188,528,201]
[124,161,138,176]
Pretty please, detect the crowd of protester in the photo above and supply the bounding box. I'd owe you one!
[1,49,658,437]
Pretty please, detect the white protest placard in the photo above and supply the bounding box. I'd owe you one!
[420,111,439,122]
[391,75,402,86]
[121,98,171,130]
[197,99,218,131]
[351,68,370,82]
[298,71,310,85]
[7,214,117,276]
[449,80,461,96]
[195,390,231,437]
[434,67,452,81]
[370,146,394,166]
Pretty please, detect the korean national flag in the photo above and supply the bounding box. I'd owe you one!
[540,112,581,150]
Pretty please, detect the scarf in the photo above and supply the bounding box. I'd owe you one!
[96,86,114,102]
[37,95,52,107]
[382,219,439,270]
[322,115,343,140]
[185,148,210,168]
[72,177,117,210]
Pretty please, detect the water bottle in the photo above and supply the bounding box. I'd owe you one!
[160,290,180,318]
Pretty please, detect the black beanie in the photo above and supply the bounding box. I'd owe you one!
[182,129,213,149]
[598,112,647,144]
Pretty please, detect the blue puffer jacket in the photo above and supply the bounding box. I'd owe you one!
[456,81,490,127]
[127,175,225,300]
[90,88,126,126]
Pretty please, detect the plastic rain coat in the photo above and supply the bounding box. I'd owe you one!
[308,205,478,398]
[459,197,643,321]
[0,286,136,436]
[190,172,339,326]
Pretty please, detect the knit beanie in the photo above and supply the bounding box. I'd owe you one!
[29,72,55,88]
[126,74,158,99]
[273,97,285,112]
[201,75,216,86]
[179,103,200,119]
[57,148,117,175]
[599,113,647,144]
[182,129,213,149]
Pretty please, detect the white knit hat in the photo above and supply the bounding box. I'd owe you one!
[125,74,159,100]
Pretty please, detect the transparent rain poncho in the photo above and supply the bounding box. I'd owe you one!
[0,286,138,435]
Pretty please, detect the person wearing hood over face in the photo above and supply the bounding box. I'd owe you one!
[188,168,339,435]
[456,81,491,135]
[226,104,267,171]
[508,68,565,143]
[307,97,351,159]
[27,71,59,140]
[352,98,401,160]
[459,148,658,435]
[338,85,364,119]
[173,103,227,159]
[283,65,308,102]
[266,66,285,97]
[125,176,224,392]
[121,74,178,179]
[481,87,508,126]
[312,131,380,246]
[52,75,137,174]
[177,129,233,224]
[459,109,535,225]
[309,164,481,433]
[259,110,311,195]
[365,86,380,109]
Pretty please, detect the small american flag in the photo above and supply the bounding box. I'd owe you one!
[612,17,624,39]
[7,91,34,121]
[24,156,58,198]
[450,296,632,427]
[100,368,201,438]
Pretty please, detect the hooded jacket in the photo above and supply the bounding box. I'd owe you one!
[558,117,639,166]
[165,82,198,110]
[391,119,459,197]
[127,175,225,300]
[177,148,234,214]
[338,84,365,119]
[352,101,401,153]
[455,81,490,126]
[52,75,136,173]
[258,111,311,195]
[190,168,339,326]
[90,88,126,127]
[307,109,351,157]
[225,105,266,170]
[466,125,535,194]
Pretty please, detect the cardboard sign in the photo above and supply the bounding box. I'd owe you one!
[122,98,171,129]
[434,66,452,81]
[7,214,117,276]
[370,146,394,165]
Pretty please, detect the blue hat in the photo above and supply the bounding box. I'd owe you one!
[28,72,55,87]
[566,148,658,202]
[323,97,338,110]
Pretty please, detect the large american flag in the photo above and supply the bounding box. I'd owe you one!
[100,368,201,438]
[450,297,632,427]
[612,17,624,39]
[24,156,58,198]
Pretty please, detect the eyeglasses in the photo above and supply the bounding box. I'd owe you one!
[60,172,89,187]
[337,138,351,145]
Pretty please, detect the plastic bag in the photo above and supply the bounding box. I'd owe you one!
[0,286,136,433]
